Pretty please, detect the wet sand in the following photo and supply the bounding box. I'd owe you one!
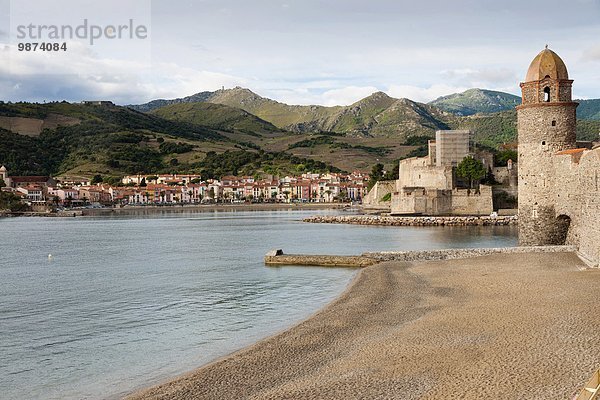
[127,252,600,399]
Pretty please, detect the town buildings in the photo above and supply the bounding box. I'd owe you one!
[0,166,368,207]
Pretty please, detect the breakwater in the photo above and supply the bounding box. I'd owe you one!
[264,253,376,268]
[303,215,518,226]
[265,245,578,268]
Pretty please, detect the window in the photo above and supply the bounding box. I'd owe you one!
[542,141,546,145]
[551,120,556,126]
[544,87,550,102]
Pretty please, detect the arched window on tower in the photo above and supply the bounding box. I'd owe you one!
[544,87,550,102]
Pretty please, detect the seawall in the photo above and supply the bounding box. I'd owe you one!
[303,215,517,226]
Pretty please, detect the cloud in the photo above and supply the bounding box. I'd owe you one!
[440,67,520,88]
[0,43,248,103]
[261,85,378,106]
[386,84,469,103]
[581,45,600,62]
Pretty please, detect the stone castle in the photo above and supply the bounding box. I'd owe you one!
[518,46,600,266]
[363,129,503,216]
[389,129,494,215]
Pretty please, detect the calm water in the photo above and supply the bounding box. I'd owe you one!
[0,209,517,399]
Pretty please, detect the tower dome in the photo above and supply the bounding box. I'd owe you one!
[525,47,569,82]
[0,165,6,172]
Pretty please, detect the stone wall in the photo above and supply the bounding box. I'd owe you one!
[303,214,517,226]
[449,186,493,215]
[397,157,453,191]
[390,188,452,215]
[492,164,518,187]
[362,180,395,210]
[363,245,577,263]
[390,186,493,216]
[551,148,600,265]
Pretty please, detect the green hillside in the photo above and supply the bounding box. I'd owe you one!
[577,99,600,121]
[429,88,521,116]
[452,110,600,148]
[4,89,599,180]
[0,102,341,178]
[151,102,279,135]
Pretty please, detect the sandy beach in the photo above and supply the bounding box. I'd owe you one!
[127,252,600,399]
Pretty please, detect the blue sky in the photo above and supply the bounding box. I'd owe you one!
[1,0,600,105]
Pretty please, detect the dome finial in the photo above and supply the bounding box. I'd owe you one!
[545,44,548,49]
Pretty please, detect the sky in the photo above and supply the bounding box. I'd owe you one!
[1,0,600,105]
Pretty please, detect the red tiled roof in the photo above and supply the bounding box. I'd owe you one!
[556,148,586,155]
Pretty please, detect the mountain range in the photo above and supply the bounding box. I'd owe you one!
[1,87,599,179]
[138,88,452,138]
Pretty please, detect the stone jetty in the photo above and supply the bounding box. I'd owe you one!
[303,214,517,227]
[265,245,576,268]
[264,250,376,268]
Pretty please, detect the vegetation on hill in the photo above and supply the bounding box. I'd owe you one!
[151,102,279,135]
[197,150,342,179]
[0,102,345,178]
[0,102,229,176]
[451,110,517,148]
[132,88,450,139]
[577,99,600,121]
[287,135,391,157]
[367,163,399,190]
[575,120,600,141]
[429,89,521,116]
[4,87,600,180]
[0,191,29,212]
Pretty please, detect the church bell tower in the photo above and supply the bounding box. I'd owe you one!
[517,46,577,245]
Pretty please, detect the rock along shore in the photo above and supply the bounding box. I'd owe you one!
[303,214,518,226]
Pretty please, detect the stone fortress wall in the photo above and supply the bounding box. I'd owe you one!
[362,180,396,209]
[552,149,600,265]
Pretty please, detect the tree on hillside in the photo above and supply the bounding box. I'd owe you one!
[0,178,5,188]
[495,149,518,167]
[456,156,487,189]
[368,163,384,190]
[91,174,103,185]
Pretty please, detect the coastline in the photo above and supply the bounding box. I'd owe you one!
[1,202,354,218]
[87,202,351,215]
[126,252,600,399]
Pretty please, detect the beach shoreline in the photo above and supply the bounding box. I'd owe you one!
[126,252,600,400]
